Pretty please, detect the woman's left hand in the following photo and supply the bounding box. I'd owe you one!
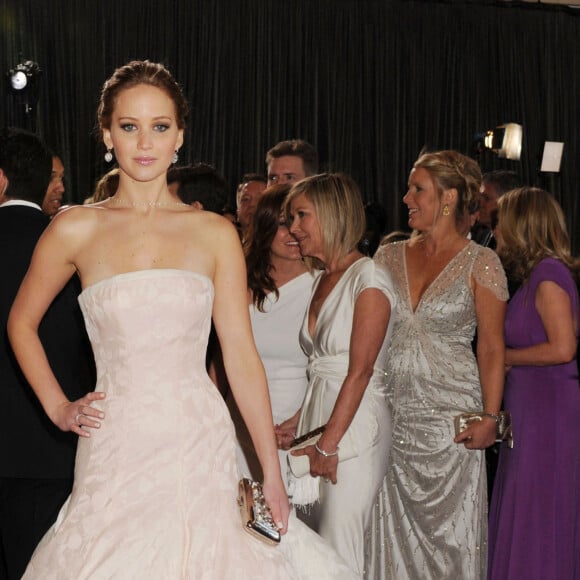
[290,444,339,484]
[454,416,497,449]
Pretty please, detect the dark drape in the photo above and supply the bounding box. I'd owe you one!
[1,0,579,251]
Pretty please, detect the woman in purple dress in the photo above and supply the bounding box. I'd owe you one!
[488,187,580,579]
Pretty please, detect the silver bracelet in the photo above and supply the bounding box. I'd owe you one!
[482,412,501,424]
[314,442,339,457]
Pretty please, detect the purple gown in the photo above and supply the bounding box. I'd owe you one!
[488,258,580,579]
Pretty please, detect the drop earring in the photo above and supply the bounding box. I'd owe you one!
[104,148,113,163]
[443,204,450,216]
[172,150,179,164]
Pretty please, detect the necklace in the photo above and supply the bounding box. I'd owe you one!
[109,196,188,208]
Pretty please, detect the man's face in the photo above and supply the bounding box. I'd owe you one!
[267,155,306,186]
[42,156,65,216]
[237,180,266,228]
[478,181,500,228]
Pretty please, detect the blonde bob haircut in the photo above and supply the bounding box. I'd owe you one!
[497,186,579,284]
[285,173,366,265]
[413,150,482,230]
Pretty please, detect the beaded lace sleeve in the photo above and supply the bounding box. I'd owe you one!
[471,245,509,302]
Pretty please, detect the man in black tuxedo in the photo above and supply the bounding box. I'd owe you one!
[0,128,95,579]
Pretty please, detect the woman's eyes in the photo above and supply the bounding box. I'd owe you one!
[119,123,171,132]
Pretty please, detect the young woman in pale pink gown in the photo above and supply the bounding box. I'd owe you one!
[8,60,354,579]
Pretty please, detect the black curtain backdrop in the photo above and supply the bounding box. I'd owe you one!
[1,0,579,251]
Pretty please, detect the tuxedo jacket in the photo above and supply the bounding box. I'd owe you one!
[0,205,95,479]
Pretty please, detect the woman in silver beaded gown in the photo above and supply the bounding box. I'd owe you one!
[368,151,508,580]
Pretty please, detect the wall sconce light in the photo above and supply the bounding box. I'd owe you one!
[7,60,41,91]
[5,60,42,131]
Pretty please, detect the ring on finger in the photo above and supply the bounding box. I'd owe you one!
[74,413,83,425]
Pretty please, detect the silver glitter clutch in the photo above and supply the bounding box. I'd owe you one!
[237,478,281,545]
[454,411,513,448]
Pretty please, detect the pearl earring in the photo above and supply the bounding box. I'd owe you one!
[104,149,113,163]
[172,150,179,164]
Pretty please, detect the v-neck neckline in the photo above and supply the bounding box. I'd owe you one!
[403,241,471,314]
[306,257,367,340]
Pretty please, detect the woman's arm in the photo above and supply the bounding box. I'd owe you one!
[294,288,391,484]
[210,220,289,532]
[505,281,577,367]
[7,212,106,437]
[455,281,506,449]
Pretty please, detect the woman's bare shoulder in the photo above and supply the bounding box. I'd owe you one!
[191,210,241,241]
[47,204,105,235]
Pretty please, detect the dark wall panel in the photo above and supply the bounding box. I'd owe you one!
[1,0,578,250]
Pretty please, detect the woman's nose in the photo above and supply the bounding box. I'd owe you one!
[137,131,153,150]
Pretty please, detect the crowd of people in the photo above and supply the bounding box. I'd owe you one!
[1,59,578,580]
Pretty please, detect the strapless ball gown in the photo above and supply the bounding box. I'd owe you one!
[23,269,357,580]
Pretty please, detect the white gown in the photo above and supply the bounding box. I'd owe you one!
[227,272,313,488]
[23,269,357,580]
[291,258,396,578]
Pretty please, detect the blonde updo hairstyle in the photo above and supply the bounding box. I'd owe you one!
[285,173,366,267]
[413,150,482,231]
[497,187,579,284]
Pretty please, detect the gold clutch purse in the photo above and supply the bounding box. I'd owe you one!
[454,411,514,448]
[237,478,281,546]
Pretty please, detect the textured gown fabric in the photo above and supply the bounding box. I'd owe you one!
[488,258,580,580]
[22,269,357,580]
[227,272,313,489]
[293,258,396,579]
[369,241,508,580]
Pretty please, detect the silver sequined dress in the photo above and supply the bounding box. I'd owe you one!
[367,241,508,580]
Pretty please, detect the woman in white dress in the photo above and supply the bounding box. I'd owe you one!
[277,173,396,578]
[225,184,314,488]
[7,60,355,579]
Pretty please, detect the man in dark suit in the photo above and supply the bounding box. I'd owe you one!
[0,128,95,579]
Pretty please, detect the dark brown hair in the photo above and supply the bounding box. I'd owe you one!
[266,139,319,177]
[244,185,292,311]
